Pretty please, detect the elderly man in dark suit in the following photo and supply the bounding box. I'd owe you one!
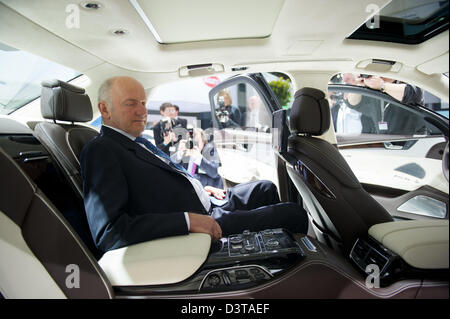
[80,76,308,253]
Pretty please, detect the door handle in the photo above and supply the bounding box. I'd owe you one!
[384,142,403,150]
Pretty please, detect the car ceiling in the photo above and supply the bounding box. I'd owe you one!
[0,0,448,97]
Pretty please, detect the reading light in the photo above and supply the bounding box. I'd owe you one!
[111,29,129,36]
[81,2,103,10]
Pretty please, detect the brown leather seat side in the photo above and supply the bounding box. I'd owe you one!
[0,147,113,299]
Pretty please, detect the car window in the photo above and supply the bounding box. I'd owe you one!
[262,73,295,110]
[328,73,448,220]
[329,89,442,137]
[0,41,81,115]
[209,78,278,186]
[211,82,272,131]
[141,73,291,188]
[330,72,449,118]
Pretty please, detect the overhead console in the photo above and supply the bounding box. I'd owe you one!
[350,220,449,286]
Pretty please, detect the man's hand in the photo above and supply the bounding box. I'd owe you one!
[163,131,177,145]
[204,186,226,200]
[187,146,202,158]
[188,212,222,240]
[178,139,187,153]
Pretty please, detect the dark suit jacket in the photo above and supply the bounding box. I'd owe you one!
[80,126,206,253]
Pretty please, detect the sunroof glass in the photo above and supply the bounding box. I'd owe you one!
[347,0,449,44]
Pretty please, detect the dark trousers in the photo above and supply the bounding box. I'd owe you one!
[210,180,308,236]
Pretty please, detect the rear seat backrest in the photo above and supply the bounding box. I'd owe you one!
[0,147,113,299]
[33,79,101,257]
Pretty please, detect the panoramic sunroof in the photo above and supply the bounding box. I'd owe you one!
[348,0,449,44]
[130,0,284,44]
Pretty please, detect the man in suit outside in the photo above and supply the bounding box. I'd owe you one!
[81,76,308,253]
[153,102,188,155]
[172,127,223,189]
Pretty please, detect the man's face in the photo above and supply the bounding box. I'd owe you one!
[100,77,148,137]
[223,95,231,106]
[248,96,261,111]
[218,93,231,107]
[161,106,177,119]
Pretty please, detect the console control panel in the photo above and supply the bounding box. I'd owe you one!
[207,228,304,266]
[228,228,301,257]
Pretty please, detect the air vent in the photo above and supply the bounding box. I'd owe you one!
[366,249,389,272]
[350,238,394,279]
[350,237,444,287]
[353,239,369,258]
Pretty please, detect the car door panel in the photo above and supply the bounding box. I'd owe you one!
[329,83,449,221]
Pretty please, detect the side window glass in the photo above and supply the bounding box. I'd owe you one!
[212,83,271,132]
[262,72,294,110]
[0,41,81,115]
[144,75,280,188]
[329,73,443,138]
[209,79,278,187]
[329,89,439,137]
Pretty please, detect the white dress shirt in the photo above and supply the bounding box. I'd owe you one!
[336,103,363,134]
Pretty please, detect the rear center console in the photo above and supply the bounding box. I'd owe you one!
[200,228,304,291]
[112,228,305,295]
[105,221,448,298]
[208,228,304,265]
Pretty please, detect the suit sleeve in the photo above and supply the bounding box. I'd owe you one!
[230,106,242,126]
[153,123,163,146]
[80,142,188,252]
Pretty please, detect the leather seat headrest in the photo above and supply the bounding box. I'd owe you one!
[41,79,93,123]
[289,87,330,136]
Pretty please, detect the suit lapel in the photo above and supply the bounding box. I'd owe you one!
[101,126,178,174]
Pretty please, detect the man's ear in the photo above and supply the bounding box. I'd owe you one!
[98,101,111,120]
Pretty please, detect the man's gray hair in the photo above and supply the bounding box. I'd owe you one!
[98,77,119,107]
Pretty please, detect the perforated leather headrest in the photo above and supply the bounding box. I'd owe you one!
[41,79,93,122]
[289,87,330,136]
